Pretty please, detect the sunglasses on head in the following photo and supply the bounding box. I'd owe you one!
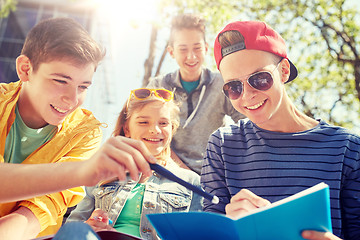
[129,88,174,102]
[222,60,282,100]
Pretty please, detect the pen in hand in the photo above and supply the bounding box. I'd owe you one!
[149,163,220,204]
[92,215,113,225]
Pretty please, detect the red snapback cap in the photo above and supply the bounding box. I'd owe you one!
[214,21,297,83]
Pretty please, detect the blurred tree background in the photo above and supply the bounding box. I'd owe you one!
[2,0,359,132]
[0,0,17,18]
[141,0,360,132]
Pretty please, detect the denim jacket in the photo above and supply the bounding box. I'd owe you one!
[67,160,203,240]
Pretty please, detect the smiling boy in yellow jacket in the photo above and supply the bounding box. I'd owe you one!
[0,17,105,238]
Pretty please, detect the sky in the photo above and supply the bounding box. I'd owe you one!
[82,0,219,140]
[82,0,360,140]
[82,0,180,140]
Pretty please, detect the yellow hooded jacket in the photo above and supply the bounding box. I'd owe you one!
[0,81,103,237]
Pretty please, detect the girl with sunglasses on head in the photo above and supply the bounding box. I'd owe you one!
[201,21,360,240]
[66,88,202,240]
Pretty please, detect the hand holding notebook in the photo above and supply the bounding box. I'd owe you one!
[147,182,333,240]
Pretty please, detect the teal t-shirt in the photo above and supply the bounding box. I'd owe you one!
[181,79,199,93]
[4,105,57,163]
[113,183,146,237]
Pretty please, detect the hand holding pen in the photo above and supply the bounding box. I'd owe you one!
[100,162,221,205]
[101,163,220,204]
[86,209,116,232]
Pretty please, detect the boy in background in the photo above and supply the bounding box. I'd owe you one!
[147,13,244,174]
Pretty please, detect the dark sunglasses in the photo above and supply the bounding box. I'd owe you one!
[222,60,282,100]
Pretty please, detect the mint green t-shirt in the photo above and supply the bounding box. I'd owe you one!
[4,105,57,164]
[113,183,146,237]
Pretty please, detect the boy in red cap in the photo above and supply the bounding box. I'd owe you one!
[201,21,360,240]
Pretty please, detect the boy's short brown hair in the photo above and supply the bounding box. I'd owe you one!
[169,13,206,46]
[21,17,105,72]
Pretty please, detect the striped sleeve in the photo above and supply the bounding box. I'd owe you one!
[201,130,230,214]
[340,133,360,239]
[200,120,360,239]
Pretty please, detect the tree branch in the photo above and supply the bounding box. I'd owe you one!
[142,24,158,87]
[155,40,168,77]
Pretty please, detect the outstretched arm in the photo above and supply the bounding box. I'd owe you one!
[0,136,156,203]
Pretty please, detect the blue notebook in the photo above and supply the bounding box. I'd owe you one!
[147,182,332,240]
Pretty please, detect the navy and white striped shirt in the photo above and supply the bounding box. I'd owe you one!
[201,119,360,239]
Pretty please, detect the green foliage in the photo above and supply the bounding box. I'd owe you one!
[247,0,360,132]
[0,0,17,18]
[157,0,360,133]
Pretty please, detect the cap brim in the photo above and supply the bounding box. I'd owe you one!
[286,59,298,83]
